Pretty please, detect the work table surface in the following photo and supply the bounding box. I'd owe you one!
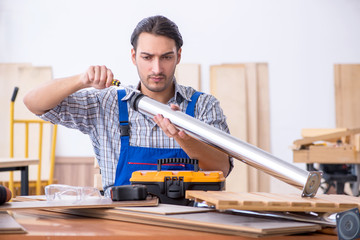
[1,209,337,240]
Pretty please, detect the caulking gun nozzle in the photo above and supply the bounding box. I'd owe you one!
[112,79,140,93]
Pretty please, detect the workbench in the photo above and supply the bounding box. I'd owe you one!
[0,158,39,195]
[1,209,336,240]
[293,128,360,196]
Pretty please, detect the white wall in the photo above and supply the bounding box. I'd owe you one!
[1,0,360,193]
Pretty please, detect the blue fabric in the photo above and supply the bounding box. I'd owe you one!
[186,91,202,117]
[114,90,202,186]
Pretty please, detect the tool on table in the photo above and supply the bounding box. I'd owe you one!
[130,158,225,205]
[0,185,12,205]
[110,185,148,201]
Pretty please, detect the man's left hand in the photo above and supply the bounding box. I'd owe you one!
[153,104,190,140]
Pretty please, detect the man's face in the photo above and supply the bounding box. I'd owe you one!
[132,32,181,94]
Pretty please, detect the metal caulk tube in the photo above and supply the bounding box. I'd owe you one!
[127,91,321,197]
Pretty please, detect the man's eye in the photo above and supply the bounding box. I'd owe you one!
[142,56,151,60]
[163,56,173,60]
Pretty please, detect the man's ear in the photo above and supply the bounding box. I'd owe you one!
[176,48,182,64]
[131,48,136,65]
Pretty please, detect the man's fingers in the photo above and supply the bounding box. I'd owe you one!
[178,130,190,140]
[94,65,101,85]
[163,118,179,136]
[87,66,95,82]
[154,114,179,138]
[83,65,113,89]
[100,65,107,85]
[170,104,180,111]
[106,69,114,88]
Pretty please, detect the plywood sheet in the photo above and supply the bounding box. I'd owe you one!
[186,191,360,212]
[175,63,201,90]
[116,203,213,215]
[335,64,360,128]
[64,207,320,237]
[210,65,249,192]
[0,211,26,234]
[13,197,321,237]
[210,63,270,193]
[0,196,158,211]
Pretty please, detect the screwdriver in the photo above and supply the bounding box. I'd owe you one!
[112,79,140,93]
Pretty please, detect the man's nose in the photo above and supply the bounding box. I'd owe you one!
[152,59,161,74]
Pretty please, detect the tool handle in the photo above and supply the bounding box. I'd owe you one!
[11,87,19,102]
[112,79,121,87]
[157,158,199,172]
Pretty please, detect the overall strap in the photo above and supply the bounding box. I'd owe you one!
[117,90,130,138]
[186,91,203,117]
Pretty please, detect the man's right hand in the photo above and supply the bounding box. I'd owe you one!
[24,65,114,115]
[80,65,114,89]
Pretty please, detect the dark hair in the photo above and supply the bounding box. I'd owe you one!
[131,15,183,51]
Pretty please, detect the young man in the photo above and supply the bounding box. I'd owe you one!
[24,15,233,196]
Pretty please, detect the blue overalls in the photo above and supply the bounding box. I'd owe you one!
[114,90,202,186]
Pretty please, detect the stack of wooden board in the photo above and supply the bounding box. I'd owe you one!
[10,196,323,237]
[1,195,158,211]
[0,212,26,234]
[60,204,321,237]
[185,191,360,213]
[293,128,360,164]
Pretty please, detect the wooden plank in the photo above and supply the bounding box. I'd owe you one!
[116,203,213,215]
[64,207,321,237]
[316,194,359,209]
[210,63,270,193]
[256,63,271,192]
[13,196,212,215]
[54,156,95,187]
[214,191,266,208]
[308,145,358,163]
[245,63,260,192]
[293,128,360,148]
[174,63,201,90]
[0,196,158,211]
[262,192,313,208]
[293,146,360,164]
[210,64,249,193]
[186,191,360,212]
[0,212,26,234]
[335,64,360,128]
[0,158,39,168]
[11,198,323,237]
[250,192,290,207]
[301,128,348,138]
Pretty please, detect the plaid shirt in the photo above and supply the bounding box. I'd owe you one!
[40,81,233,196]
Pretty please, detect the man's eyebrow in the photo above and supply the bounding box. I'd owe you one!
[140,51,175,56]
[140,52,153,56]
[161,51,175,56]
